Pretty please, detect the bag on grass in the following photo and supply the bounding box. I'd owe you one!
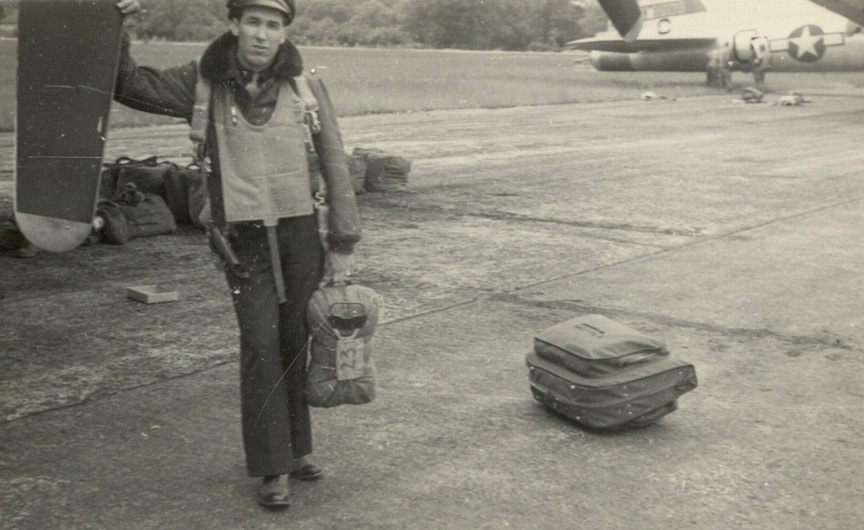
[101,157,208,227]
[305,283,382,408]
[114,183,177,239]
[95,200,130,245]
[353,147,412,192]
[100,156,177,200]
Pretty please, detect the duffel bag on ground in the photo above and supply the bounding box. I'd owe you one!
[114,183,177,239]
[101,157,208,228]
[352,147,411,192]
[528,314,697,430]
[95,200,131,245]
[534,314,669,378]
[100,156,176,200]
[306,282,382,408]
[526,351,697,430]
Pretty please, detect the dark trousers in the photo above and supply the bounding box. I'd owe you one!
[225,214,324,477]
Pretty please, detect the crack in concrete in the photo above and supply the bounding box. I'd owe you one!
[6,193,861,425]
[489,293,857,352]
[366,198,701,238]
[467,209,702,237]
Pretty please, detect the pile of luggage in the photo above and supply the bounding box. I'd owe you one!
[91,148,412,245]
[94,156,210,245]
[526,314,697,430]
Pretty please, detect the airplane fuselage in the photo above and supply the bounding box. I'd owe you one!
[578,0,864,76]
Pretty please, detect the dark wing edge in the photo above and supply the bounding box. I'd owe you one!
[809,0,864,26]
[596,0,644,42]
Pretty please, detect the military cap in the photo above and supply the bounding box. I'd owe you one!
[226,0,295,22]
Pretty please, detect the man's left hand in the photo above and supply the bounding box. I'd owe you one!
[324,251,355,285]
[116,0,141,17]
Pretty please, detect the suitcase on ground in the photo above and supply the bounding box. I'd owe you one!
[526,351,696,430]
[534,314,670,378]
[527,315,697,430]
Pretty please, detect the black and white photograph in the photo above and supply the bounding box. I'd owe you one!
[1,0,862,528]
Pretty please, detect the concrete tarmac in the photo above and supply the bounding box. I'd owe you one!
[1,91,862,529]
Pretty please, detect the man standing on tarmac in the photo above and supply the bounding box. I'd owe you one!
[113,0,361,508]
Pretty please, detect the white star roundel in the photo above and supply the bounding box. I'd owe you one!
[788,25,826,62]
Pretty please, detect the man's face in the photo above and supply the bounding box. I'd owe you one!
[231,6,287,71]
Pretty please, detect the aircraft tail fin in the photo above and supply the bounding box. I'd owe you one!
[596,0,643,42]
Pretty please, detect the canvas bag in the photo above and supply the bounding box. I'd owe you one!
[95,200,130,245]
[352,147,411,192]
[114,183,178,239]
[305,282,382,408]
[100,156,177,200]
[526,351,697,430]
[534,314,670,378]
[101,156,207,228]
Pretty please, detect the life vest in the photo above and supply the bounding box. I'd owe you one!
[211,79,314,224]
[190,64,361,247]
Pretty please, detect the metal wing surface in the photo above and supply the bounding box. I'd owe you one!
[567,36,717,53]
[808,0,864,26]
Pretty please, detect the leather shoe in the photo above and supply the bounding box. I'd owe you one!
[289,463,323,481]
[257,475,290,509]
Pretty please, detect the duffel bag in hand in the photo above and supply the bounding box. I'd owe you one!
[306,283,382,408]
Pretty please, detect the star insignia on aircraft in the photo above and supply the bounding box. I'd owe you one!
[787,25,826,62]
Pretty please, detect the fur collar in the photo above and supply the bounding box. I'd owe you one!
[199,32,303,83]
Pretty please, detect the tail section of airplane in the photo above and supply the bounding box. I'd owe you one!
[594,0,713,41]
[595,0,643,42]
[571,0,864,86]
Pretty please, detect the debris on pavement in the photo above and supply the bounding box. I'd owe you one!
[734,86,765,104]
[641,91,676,101]
[776,91,812,106]
[126,285,180,304]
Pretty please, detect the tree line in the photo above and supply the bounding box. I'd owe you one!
[127,0,609,51]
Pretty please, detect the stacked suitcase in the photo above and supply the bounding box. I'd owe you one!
[526,314,697,430]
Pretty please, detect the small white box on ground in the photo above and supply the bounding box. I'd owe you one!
[126,285,180,304]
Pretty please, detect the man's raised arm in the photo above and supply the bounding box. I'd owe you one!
[112,0,198,120]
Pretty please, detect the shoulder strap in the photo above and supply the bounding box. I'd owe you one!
[293,76,321,135]
[190,59,212,156]
[294,75,327,199]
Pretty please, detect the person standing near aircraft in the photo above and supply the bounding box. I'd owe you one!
[112,0,360,509]
[706,48,724,87]
[706,45,732,89]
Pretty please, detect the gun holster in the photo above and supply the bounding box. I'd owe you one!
[208,224,251,279]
